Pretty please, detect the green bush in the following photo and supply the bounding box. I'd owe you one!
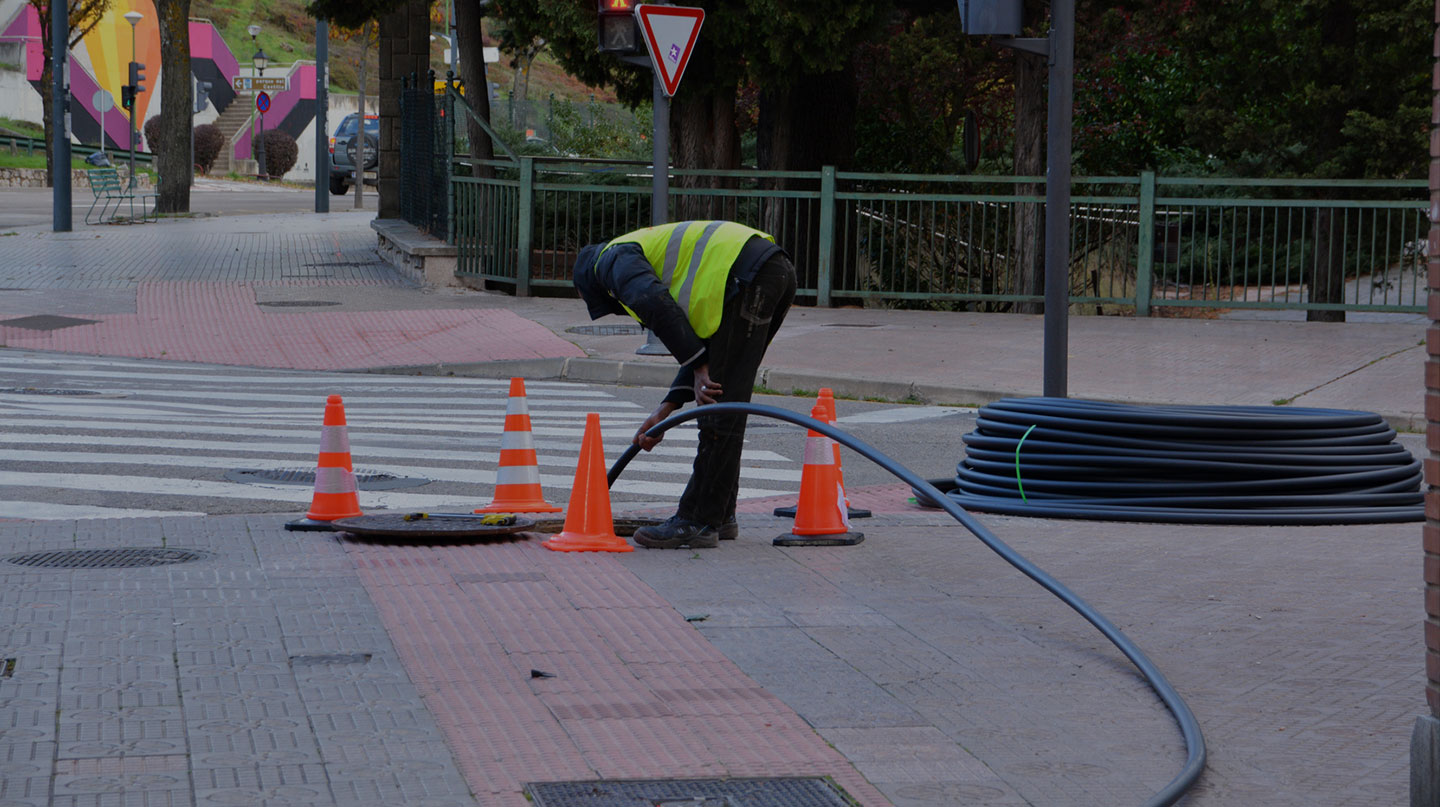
[193,124,224,174]
[142,116,162,154]
[260,128,298,178]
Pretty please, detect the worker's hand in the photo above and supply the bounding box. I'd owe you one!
[693,365,721,405]
[635,401,679,451]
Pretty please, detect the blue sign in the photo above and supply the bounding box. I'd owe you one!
[256,92,271,114]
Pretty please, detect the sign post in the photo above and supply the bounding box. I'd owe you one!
[255,91,270,178]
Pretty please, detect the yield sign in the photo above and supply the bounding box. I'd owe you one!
[635,4,704,97]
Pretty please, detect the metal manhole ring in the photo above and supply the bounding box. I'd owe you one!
[528,516,662,536]
[5,548,209,569]
[225,468,429,491]
[332,513,536,540]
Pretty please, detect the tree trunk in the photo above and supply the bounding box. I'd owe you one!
[1308,207,1346,322]
[757,66,858,296]
[672,87,740,221]
[452,0,493,179]
[153,0,191,213]
[39,60,55,188]
[1012,8,1047,314]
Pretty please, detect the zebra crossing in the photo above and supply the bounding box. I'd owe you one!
[0,352,802,520]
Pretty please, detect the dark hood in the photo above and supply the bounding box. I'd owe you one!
[572,242,625,320]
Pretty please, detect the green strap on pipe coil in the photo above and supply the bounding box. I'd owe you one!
[1015,424,1037,503]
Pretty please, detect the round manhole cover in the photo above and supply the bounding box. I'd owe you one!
[256,300,343,308]
[566,324,644,336]
[5,548,209,569]
[225,468,429,491]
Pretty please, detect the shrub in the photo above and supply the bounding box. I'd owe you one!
[143,115,162,154]
[260,128,298,178]
[193,124,224,174]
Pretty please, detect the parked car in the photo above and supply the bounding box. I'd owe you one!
[328,113,379,196]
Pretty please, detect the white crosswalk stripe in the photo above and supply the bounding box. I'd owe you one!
[0,352,800,520]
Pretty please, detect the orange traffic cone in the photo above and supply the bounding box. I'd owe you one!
[775,388,870,519]
[774,403,864,547]
[543,413,632,553]
[476,377,562,514]
[286,394,364,531]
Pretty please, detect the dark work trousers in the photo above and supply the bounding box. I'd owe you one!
[676,252,797,527]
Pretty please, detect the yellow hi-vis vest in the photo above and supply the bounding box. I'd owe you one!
[601,221,774,339]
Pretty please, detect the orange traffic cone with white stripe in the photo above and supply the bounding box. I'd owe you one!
[476,377,562,514]
[543,413,632,553]
[774,388,870,519]
[286,394,364,531]
[774,403,864,547]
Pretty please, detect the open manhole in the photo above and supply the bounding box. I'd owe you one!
[257,300,343,308]
[526,777,853,807]
[5,548,209,569]
[566,324,644,336]
[225,468,429,491]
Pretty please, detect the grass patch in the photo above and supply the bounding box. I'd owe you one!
[0,152,96,171]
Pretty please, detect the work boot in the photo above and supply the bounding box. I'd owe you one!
[633,516,719,549]
[719,515,738,541]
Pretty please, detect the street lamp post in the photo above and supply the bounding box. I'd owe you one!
[249,25,268,179]
[123,10,142,188]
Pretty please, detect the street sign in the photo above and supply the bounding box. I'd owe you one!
[91,90,113,113]
[232,76,288,92]
[256,92,271,114]
[634,4,703,97]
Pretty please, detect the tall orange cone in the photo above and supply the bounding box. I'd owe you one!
[775,388,870,519]
[286,394,364,531]
[476,377,562,514]
[774,403,864,547]
[543,413,632,553]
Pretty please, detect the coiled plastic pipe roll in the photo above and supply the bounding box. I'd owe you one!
[919,398,1423,525]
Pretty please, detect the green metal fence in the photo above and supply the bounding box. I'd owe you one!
[444,147,1427,315]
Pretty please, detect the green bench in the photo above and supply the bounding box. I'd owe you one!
[86,167,158,224]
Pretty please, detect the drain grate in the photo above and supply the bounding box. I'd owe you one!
[225,468,429,491]
[526,778,853,807]
[257,300,343,308]
[0,314,100,331]
[0,387,104,396]
[290,653,372,666]
[566,324,644,336]
[5,548,209,569]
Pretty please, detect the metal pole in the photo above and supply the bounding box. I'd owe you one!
[315,18,329,212]
[1042,0,1074,398]
[355,22,366,210]
[651,74,668,227]
[128,27,137,191]
[51,0,70,231]
[637,71,670,356]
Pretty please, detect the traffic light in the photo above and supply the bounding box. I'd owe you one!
[194,80,212,113]
[120,84,135,111]
[129,61,146,97]
[597,0,640,55]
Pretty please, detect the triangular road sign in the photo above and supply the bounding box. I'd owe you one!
[635,5,704,97]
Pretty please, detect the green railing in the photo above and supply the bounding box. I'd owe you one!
[446,149,1428,315]
[2,135,155,165]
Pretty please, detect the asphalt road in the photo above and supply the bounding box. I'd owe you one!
[0,178,372,230]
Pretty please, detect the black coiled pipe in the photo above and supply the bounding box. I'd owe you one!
[919,398,1423,525]
[609,402,1205,807]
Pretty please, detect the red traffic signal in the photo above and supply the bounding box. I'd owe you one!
[597,0,639,55]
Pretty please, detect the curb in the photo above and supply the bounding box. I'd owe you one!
[363,357,1427,433]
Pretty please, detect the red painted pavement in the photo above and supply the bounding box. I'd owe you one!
[346,535,891,806]
[0,282,584,369]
